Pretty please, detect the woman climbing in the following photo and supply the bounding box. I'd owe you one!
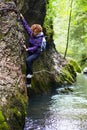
[20,14,44,87]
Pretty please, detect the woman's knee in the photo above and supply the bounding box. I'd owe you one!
[26,57,31,64]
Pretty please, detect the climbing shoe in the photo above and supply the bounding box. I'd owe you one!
[26,74,33,78]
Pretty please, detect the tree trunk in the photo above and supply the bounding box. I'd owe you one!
[64,0,74,59]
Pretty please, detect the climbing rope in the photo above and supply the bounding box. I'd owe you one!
[33,70,55,74]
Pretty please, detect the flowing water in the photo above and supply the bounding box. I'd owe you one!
[24,74,87,130]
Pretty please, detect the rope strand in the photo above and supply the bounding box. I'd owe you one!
[33,70,54,74]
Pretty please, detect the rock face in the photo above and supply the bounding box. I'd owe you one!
[0,2,26,130]
[0,1,24,102]
[0,0,81,130]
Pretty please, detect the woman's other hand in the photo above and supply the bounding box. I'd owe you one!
[20,13,24,19]
[22,45,28,51]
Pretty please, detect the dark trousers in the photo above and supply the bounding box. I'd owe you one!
[26,52,40,75]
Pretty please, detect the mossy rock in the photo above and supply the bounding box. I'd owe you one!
[0,110,10,130]
[1,94,27,130]
[0,111,5,122]
[60,59,81,85]
[0,122,9,130]
[61,66,75,85]
[60,61,77,85]
[28,71,52,96]
[69,59,81,73]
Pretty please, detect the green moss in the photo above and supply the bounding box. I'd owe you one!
[61,68,74,84]
[0,122,9,130]
[60,60,78,85]
[0,111,5,122]
[1,93,27,130]
[43,3,54,37]
[69,59,81,73]
[0,110,9,130]
[30,71,53,95]
[32,75,48,94]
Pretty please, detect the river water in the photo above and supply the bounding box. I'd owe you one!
[24,74,87,130]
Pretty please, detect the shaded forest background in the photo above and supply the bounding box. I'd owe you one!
[47,0,87,68]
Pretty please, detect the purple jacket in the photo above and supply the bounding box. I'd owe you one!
[21,18,43,53]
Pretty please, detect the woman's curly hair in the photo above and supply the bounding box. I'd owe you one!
[31,24,42,34]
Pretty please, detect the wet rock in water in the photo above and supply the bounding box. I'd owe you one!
[83,67,87,74]
[57,87,73,94]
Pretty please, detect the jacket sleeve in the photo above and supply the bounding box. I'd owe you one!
[28,46,38,52]
[21,18,32,36]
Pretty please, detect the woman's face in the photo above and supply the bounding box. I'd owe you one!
[33,29,39,36]
[31,24,42,36]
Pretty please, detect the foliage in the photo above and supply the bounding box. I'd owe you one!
[50,0,87,67]
[70,0,87,60]
[44,0,56,36]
